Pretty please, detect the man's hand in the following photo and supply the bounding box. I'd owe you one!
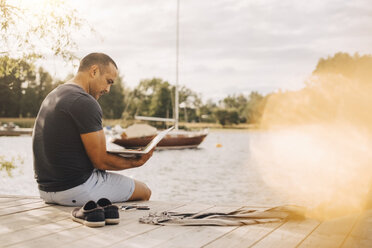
[81,129,155,171]
[130,147,155,168]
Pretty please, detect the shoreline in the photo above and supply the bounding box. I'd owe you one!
[0,117,259,131]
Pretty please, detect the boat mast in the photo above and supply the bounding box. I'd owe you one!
[174,0,180,130]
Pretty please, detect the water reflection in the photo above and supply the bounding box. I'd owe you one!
[0,131,285,205]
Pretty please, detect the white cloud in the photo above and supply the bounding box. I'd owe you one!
[42,0,372,101]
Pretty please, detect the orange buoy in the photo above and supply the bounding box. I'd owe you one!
[216,143,222,148]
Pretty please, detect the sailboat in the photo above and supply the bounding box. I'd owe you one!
[112,122,208,150]
[112,0,208,150]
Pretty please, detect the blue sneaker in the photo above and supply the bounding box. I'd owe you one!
[71,200,105,227]
[97,198,120,225]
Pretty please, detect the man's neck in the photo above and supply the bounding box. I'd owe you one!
[67,73,89,93]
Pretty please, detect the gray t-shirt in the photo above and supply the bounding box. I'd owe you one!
[33,84,103,192]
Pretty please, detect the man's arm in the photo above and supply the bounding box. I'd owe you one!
[81,129,153,171]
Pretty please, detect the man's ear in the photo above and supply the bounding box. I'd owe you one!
[89,65,100,78]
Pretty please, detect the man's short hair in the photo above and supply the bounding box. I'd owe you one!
[78,53,118,73]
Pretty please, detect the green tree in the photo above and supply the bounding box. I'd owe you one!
[172,85,202,122]
[214,109,228,126]
[221,94,249,123]
[130,78,171,118]
[21,67,54,117]
[0,56,62,117]
[244,91,266,124]
[124,77,203,124]
[37,67,54,100]
[0,56,36,117]
[222,94,247,109]
[1,0,90,62]
[228,110,240,124]
[150,82,172,118]
[98,76,126,119]
[214,109,239,126]
[199,99,217,123]
[1,1,92,117]
[21,86,38,117]
[313,52,372,84]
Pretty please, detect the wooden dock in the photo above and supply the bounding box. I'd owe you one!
[0,195,370,247]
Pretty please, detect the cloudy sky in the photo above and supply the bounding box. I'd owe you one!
[45,0,372,101]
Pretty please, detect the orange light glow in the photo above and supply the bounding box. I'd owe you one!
[252,72,372,220]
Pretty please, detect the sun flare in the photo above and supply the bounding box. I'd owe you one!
[251,67,372,220]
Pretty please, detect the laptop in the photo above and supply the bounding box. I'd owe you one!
[107,126,174,157]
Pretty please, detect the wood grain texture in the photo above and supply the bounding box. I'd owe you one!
[0,195,369,248]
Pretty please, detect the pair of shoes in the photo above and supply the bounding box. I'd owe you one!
[71,198,119,227]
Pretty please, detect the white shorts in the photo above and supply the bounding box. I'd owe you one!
[39,169,135,206]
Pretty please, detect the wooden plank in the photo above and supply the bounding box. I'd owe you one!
[105,203,218,248]
[59,202,205,248]
[4,196,362,248]
[297,214,359,248]
[251,219,320,248]
[154,226,236,248]
[0,195,39,199]
[2,218,81,247]
[0,198,43,209]
[10,201,185,248]
[0,205,72,235]
[57,219,162,248]
[341,210,372,248]
[108,205,241,248]
[8,221,104,248]
[154,206,269,248]
[0,196,39,204]
[203,222,283,248]
[0,198,22,203]
[0,201,49,216]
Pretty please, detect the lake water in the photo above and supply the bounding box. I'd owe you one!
[0,131,287,206]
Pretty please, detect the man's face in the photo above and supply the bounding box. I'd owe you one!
[89,63,118,100]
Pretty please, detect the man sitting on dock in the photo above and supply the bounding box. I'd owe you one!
[32,53,152,206]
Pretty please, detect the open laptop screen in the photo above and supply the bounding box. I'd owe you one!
[107,126,174,155]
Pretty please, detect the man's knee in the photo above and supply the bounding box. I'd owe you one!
[129,180,151,201]
[144,185,151,200]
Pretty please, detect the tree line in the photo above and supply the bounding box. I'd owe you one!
[3,2,369,128]
[0,56,267,126]
[1,1,266,126]
[260,52,372,127]
[2,52,370,127]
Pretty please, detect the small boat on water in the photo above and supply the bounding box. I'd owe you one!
[111,123,208,150]
[113,128,208,150]
[0,122,33,136]
[112,4,208,150]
